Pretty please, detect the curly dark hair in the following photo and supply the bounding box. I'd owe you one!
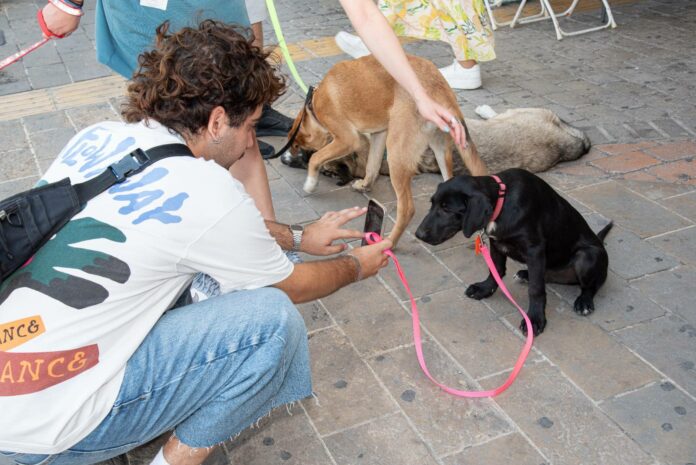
[122,20,286,136]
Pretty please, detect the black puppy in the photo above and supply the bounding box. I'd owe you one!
[415,168,612,335]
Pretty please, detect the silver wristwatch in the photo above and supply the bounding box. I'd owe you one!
[289,224,304,252]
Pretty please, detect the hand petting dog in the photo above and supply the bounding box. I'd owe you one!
[413,91,468,150]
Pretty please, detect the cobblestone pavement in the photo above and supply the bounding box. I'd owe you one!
[1,0,695,464]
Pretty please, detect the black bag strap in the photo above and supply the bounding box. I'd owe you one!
[73,143,193,207]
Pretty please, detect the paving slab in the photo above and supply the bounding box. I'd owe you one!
[323,413,440,465]
[648,225,696,267]
[597,224,679,280]
[660,191,696,222]
[551,271,666,332]
[614,315,696,397]
[443,433,547,465]
[503,306,660,401]
[601,382,696,465]
[22,110,74,134]
[367,343,512,457]
[269,178,319,225]
[225,406,333,465]
[0,119,29,151]
[630,266,696,326]
[297,300,334,333]
[0,148,38,179]
[28,127,77,162]
[481,362,655,465]
[617,177,696,201]
[55,104,119,130]
[571,181,691,238]
[320,277,414,356]
[302,328,397,436]
[378,233,459,301]
[0,175,39,199]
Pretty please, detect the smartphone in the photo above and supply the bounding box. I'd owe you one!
[361,199,385,246]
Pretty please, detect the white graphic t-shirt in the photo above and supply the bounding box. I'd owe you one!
[0,120,293,453]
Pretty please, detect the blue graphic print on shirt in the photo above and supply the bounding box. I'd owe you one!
[59,126,189,225]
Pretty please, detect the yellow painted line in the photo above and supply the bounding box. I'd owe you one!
[52,75,127,107]
[0,92,55,120]
[0,75,127,121]
[0,0,634,123]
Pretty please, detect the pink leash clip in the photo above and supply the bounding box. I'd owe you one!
[0,9,64,71]
[364,231,534,398]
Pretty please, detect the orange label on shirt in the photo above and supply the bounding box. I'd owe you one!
[0,316,45,351]
[0,345,99,396]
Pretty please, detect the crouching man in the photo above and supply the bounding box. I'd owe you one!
[0,20,391,465]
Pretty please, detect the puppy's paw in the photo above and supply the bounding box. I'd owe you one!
[351,179,371,192]
[573,294,595,316]
[520,316,546,336]
[513,270,529,283]
[303,176,318,193]
[465,283,496,300]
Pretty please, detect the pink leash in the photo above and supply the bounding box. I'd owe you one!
[363,175,534,398]
[0,10,63,71]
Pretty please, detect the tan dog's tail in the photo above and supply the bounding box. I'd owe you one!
[457,117,488,176]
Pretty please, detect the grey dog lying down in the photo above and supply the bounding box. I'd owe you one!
[281,106,591,184]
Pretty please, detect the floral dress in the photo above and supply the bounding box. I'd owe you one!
[379,0,496,62]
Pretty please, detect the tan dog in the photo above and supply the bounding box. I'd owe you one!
[288,54,487,246]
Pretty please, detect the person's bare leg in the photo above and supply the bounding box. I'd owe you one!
[230,136,276,220]
[251,22,263,48]
[162,435,213,465]
[458,59,477,69]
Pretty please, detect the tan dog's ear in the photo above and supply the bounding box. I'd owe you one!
[288,110,303,139]
[287,110,306,155]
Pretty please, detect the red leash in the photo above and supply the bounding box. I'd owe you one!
[364,175,534,398]
[0,10,64,71]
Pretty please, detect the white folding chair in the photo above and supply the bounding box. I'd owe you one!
[484,0,617,40]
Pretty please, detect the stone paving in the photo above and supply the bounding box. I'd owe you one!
[1,0,696,464]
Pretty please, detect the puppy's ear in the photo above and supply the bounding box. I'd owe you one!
[461,193,492,237]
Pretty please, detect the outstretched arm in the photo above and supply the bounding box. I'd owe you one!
[272,239,392,303]
[338,0,467,148]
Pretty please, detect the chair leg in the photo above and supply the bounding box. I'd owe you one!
[485,0,617,40]
[539,0,618,40]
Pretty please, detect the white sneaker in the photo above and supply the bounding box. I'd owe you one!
[439,61,482,90]
[334,31,371,59]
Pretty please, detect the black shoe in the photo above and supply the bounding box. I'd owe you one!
[256,104,293,137]
[280,151,307,169]
[259,140,277,159]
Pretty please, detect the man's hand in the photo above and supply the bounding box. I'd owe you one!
[301,206,367,256]
[41,3,82,37]
[348,238,393,280]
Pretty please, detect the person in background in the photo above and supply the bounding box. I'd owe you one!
[336,0,496,89]
[41,0,469,149]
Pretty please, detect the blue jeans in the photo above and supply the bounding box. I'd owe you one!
[0,287,311,465]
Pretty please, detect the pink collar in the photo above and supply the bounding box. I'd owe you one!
[490,175,506,222]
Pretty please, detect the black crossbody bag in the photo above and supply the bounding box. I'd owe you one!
[0,143,193,282]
